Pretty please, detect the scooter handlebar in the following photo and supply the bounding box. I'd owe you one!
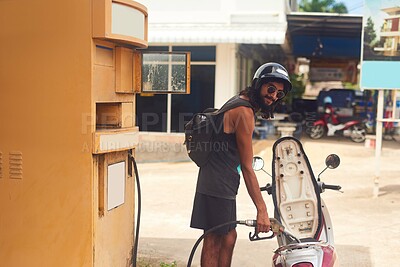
[322,183,342,191]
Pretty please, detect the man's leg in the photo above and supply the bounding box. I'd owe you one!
[219,229,237,267]
[201,229,237,267]
[201,233,222,267]
[191,193,237,266]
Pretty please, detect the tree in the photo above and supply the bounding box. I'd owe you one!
[364,17,377,46]
[299,0,348,13]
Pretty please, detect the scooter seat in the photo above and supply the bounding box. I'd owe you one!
[272,137,322,240]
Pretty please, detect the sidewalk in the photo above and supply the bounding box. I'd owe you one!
[137,136,400,266]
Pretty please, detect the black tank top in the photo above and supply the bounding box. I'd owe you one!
[195,96,254,200]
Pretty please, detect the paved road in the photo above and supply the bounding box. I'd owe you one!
[137,136,400,266]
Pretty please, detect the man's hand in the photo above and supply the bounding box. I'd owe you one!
[256,210,271,233]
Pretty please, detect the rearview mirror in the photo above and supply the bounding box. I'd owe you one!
[325,154,340,169]
[252,156,264,171]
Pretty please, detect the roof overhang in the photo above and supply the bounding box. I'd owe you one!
[148,23,287,44]
[381,6,400,14]
[287,12,363,59]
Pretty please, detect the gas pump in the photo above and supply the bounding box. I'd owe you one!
[0,0,189,266]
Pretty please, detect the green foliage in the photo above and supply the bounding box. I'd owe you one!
[330,2,347,13]
[138,259,178,267]
[364,17,377,46]
[289,73,306,99]
[160,261,177,267]
[137,258,152,267]
[282,73,306,108]
[299,0,348,13]
[342,82,359,90]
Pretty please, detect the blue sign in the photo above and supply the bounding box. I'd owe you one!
[361,61,400,89]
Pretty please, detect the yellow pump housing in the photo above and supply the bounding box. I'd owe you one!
[0,0,151,266]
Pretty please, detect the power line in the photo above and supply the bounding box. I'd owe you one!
[348,4,363,13]
[344,1,364,13]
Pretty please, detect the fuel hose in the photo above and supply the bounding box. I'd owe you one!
[187,220,257,267]
[130,154,141,267]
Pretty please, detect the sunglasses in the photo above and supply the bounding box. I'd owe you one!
[267,86,286,100]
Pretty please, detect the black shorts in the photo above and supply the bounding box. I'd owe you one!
[190,192,236,235]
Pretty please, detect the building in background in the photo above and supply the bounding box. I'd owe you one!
[137,0,296,133]
[286,12,363,97]
[374,6,400,57]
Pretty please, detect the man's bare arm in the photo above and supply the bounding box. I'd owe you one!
[229,107,271,233]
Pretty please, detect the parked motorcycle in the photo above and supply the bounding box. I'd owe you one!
[251,136,342,267]
[307,104,366,142]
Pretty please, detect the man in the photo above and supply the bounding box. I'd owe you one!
[323,96,342,136]
[190,62,292,266]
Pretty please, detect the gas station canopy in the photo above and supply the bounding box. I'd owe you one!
[148,23,286,44]
[287,12,363,59]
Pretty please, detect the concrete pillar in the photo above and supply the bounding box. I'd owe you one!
[215,43,238,108]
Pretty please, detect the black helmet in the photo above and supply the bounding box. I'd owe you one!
[252,62,292,94]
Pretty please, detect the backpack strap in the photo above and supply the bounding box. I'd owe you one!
[216,95,254,115]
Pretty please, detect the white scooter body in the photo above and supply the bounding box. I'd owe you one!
[270,137,337,267]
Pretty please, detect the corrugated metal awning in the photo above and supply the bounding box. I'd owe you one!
[148,23,287,44]
[287,12,362,58]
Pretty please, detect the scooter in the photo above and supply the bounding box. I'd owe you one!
[307,105,366,143]
[187,137,342,267]
[250,136,342,267]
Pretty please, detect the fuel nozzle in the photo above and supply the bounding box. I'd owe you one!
[270,218,284,233]
[247,218,285,242]
[240,218,284,233]
[239,218,284,232]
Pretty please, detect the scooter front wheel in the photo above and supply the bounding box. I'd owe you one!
[350,124,366,143]
[308,125,325,139]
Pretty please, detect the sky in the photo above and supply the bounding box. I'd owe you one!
[339,0,400,37]
[340,0,364,14]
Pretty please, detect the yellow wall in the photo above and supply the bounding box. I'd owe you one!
[0,0,94,265]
